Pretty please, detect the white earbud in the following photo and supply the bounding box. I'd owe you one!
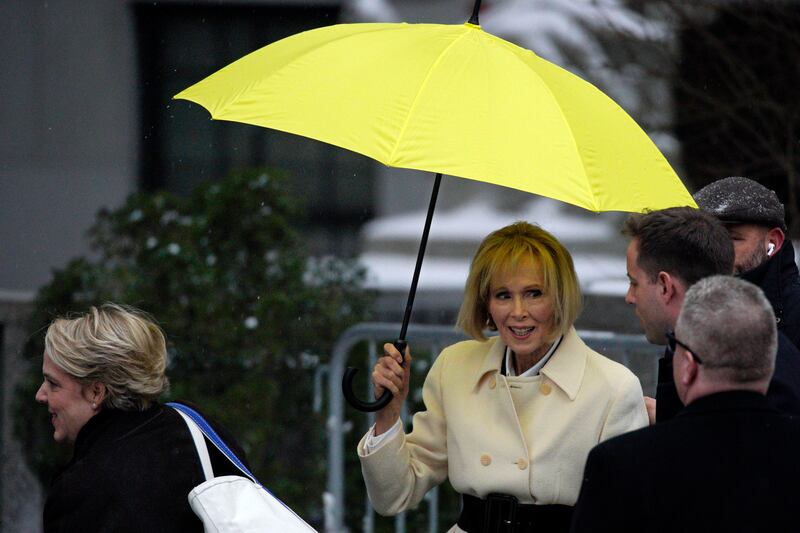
[767,243,776,256]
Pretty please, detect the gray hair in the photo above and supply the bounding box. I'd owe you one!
[44,303,170,410]
[677,275,776,383]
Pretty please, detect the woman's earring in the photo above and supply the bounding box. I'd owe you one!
[92,402,97,409]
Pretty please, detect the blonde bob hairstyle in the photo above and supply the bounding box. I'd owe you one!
[456,221,582,341]
[44,303,170,411]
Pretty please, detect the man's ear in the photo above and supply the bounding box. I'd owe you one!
[677,350,698,388]
[767,227,785,255]
[657,271,677,302]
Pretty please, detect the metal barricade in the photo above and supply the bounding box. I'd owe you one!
[324,322,659,532]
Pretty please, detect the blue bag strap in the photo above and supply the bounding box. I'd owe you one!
[167,402,260,487]
[168,402,314,528]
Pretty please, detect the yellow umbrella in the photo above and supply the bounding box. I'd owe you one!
[175,23,691,212]
[175,1,694,411]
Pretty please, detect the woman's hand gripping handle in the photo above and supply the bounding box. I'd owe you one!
[372,341,412,435]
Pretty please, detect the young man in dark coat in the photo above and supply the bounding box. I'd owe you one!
[695,176,800,349]
[622,207,800,423]
[571,276,800,533]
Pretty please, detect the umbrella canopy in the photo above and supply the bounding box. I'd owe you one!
[174,21,694,212]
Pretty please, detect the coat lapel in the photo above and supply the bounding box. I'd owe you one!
[471,336,505,392]
[540,327,587,401]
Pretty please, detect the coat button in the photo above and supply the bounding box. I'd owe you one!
[488,376,497,389]
[540,383,552,395]
[516,458,528,470]
[480,454,492,466]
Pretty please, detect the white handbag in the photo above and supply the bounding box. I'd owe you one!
[169,402,317,533]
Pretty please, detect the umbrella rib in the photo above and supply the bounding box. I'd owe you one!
[388,27,474,165]
[501,42,601,212]
[536,73,599,212]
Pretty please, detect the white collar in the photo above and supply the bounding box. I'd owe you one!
[504,335,563,377]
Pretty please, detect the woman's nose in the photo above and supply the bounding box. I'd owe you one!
[511,297,527,317]
[35,383,46,404]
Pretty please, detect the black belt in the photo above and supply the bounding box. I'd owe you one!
[457,493,574,533]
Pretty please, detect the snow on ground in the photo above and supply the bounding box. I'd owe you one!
[361,251,626,293]
[364,197,615,243]
[360,197,629,295]
[360,253,470,290]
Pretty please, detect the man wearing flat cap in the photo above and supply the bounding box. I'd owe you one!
[695,176,800,349]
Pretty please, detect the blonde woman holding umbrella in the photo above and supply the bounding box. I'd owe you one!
[358,221,648,532]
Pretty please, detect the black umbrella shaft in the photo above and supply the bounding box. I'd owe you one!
[398,173,442,341]
[468,0,482,25]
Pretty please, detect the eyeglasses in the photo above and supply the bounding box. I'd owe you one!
[665,330,703,365]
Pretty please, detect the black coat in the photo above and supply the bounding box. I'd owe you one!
[43,402,248,533]
[570,391,800,533]
[655,331,800,421]
[742,240,800,350]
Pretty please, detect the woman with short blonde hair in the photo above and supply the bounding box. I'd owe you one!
[44,303,169,411]
[358,221,647,532]
[36,303,247,532]
[457,221,582,340]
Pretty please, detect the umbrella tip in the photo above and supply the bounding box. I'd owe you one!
[467,0,482,25]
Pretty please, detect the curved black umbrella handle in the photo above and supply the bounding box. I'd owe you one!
[342,339,407,412]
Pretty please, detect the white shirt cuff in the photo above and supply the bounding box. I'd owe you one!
[363,418,402,455]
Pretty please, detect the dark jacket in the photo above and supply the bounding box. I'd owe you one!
[655,331,800,421]
[43,402,247,533]
[742,240,800,349]
[571,391,800,533]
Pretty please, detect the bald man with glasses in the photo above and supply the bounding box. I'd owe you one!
[571,276,800,533]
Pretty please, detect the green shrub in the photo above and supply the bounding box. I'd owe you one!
[14,168,373,526]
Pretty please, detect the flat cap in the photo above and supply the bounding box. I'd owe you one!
[694,176,786,230]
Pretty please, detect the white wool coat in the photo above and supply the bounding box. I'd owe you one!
[358,327,648,530]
